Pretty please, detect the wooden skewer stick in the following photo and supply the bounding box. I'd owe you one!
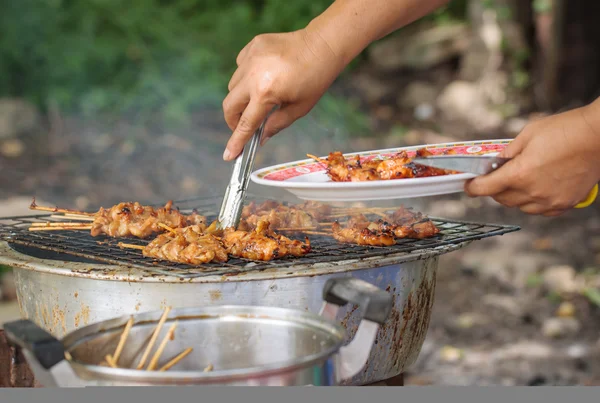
[371,211,388,218]
[30,222,93,227]
[28,226,92,232]
[112,316,135,366]
[275,226,318,231]
[302,231,332,235]
[29,199,94,216]
[306,154,327,164]
[328,213,358,219]
[136,307,172,370]
[203,363,214,372]
[158,347,193,372]
[118,242,146,251]
[147,320,178,371]
[105,354,118,368]
[157,223,178,235]
[50,214,95,221]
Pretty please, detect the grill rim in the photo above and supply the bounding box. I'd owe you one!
[0,195,521,280]
[0,240,469,283]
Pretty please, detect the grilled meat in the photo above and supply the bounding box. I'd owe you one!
[331,221,396,246]
[223,220,311,261]
[332,207,440,246]
[239,200,332,231]
[90,201,207,238]
[320,148,457,182]
[142,224,228,264]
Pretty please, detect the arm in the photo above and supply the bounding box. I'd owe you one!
[222,0,450,161]
[306,0,451,67]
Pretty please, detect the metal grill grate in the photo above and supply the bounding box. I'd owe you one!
[0,195,520,278]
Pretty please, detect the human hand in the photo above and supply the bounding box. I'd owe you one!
[222,28,345,161]
[465,100,600,216]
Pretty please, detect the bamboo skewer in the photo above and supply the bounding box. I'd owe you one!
[136,307,172,370]
[203,363,214,373]
[30,222,93,227]
[112,316,135,366]
[157,223,178,235]
[158,347,193,372]
[118,242,146,251]
[302,231,331,236]
[275,226,318,231]
[29,199,94,216]
[105,355,118,368]
[306,154,327,165]
[50,214,94,221]
[28,226,92,232]
[147,321,178,371]
[95,307,193,372]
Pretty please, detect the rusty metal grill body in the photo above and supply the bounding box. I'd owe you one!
[0,196,519,279]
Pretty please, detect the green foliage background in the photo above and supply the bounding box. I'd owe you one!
[0,0,467,128]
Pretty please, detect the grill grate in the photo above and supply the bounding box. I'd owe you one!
[0,195,520,279]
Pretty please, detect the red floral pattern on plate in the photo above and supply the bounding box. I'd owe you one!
[261,142,509,182]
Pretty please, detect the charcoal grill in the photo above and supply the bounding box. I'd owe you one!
[0,195,520,386]
[0,195,518,279]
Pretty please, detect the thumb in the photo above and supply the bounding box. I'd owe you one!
[224,99,276,161]
[465,157,522,197]
[466,133,530,196]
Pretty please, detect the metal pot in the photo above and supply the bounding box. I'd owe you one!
[4,277,392,386]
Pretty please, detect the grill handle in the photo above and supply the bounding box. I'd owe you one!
[322,277,393,324]
[318,277,393,383]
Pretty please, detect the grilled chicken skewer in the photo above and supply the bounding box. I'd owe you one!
[141,224,228,264]
[238,200,332,231]
[308,148,458,182]
[331,207,440,246]
[223,220,311,261]
[29,199,208,239]
[120,220,311,264]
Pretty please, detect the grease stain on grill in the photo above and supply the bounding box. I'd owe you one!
[74,304,90,328]
[208,290,222,301]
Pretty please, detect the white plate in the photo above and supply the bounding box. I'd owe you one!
[251,140,511,202]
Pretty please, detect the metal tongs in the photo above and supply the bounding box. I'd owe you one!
[413,154,598,209]
[217,106,279,230]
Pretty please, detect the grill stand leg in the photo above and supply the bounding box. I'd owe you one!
[0,329,40,387]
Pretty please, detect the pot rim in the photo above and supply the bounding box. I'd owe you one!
[62,305,346,383]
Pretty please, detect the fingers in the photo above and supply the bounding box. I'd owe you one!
[542,209,567,217]
[464,159,522,197]
[224,99,277,161]
[222,85,249,132]
[499,136,525,158]
[518,203,558,216]
[260,105,307,145]
[236,41,253,67]
[490,190,531,208]
[228,66,245,91]
[499,124,530,158]
[491,191,566,216]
